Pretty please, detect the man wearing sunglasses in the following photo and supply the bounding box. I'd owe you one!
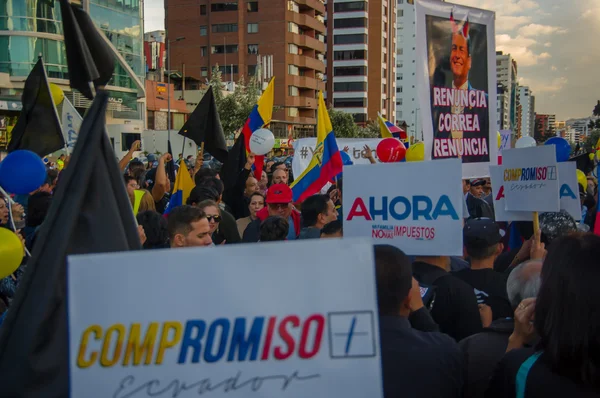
[242,184,301,242]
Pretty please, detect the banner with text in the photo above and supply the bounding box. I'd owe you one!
[490,162,582,221]
[343,159,464,256]
[499,130,511,155]
[502,146,560,212]
[68,239,384,398]
[292,138,383,178]
[416,0,498,179]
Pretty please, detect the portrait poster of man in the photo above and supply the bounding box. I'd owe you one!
[416,0,498,178]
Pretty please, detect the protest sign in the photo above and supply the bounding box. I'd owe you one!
[416,0,498,179]
[60,96,82,150]
[499,130,511,154]
[292,138,382,179]
[501,146,560,212]
[343,159,463,255]
[490,162,582,221]
[68,239,384,398]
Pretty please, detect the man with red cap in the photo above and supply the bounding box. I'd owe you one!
[242,184,301,242]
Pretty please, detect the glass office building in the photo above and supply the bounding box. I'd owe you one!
[0,0,144,121]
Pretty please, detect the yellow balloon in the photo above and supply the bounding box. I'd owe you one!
[49,83,64,106]
[406,142,425,162]
[576,169,587,193]
[0,228,24,279]
[497,132,502,148]
[596,150,600,160]
[590,153,596,161]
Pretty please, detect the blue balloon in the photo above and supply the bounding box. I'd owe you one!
[544,136,571,162]
[340,151,353,166]
[0,150,47,194]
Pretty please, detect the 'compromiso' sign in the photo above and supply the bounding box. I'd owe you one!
[68,239,384,398]
[343,159,464,255]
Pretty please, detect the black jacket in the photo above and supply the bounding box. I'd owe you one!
[413,261,483,341]
[459,318,513,398]
[466,193,495,220]
[380,316,464,398]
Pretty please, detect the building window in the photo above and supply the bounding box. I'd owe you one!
[288,107,299,117]
[397,48,403,55]
[382,83,386,92]
[334,18,367,29]
[334,82,367,92]
[247,23,259,33]
[333,66,367,76]
[248,65,257,75]
[398,73,402,80]
[396,98,403,106]
[211,45,238,54]
[353,113,367,123]
[200,26,207,36]
[288,43,299,54]
[333,50,366,61]
[397,61,403,68]
[147,110,155,129]
[398,9,403,17]
[333,34,367,45]
[247,2,258,12]
[288,86,299,96]
[287,0,299,12]
[384,22,387,31]
[248,44,258,54]
[398,0,403,3]
[212,23,238,33]
[383,37,387,46]
[334,98,367,108]
[200,46,207,56]
[218,65,239,74]
[382,99,386,109]
[200,5,206,14]
[288,22,299,34]
[333,1,367,12]
[396,86,402,93]
[211,2,238,11]
[288,64,299,76]
[201,67,208,77]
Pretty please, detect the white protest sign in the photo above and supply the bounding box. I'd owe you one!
[499,130,512,155]
[68,239,383,398]
[557,162,582,221]
[343,159,464,256]
[491,162,582,221]
[502,146,560,212]
[60,96,82,150]
[292,138,383,179]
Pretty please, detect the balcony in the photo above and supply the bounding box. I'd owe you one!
[288,75,325,91]
[286,11,326,33]
[295,0,326,15]
[286,95,317,108]
[288,54,325,72]
[287,32,326,53]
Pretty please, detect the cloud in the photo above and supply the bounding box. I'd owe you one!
[518,24,568,36]
[544,42,552,47]
[496,15,532,31]
[495,34,551,66]
[520,76,568,93]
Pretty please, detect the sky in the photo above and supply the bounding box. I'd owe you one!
[144,0,599,121]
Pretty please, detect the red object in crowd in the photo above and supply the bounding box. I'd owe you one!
[377,138,406,163]
[498,155,503,165]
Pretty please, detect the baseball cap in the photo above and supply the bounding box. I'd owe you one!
[266,184,293,204]
[470,178,486,187]
[463,218,505,248]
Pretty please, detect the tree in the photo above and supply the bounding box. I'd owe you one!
[328,108,360,138]
[356,120,380,138]
[593,100,600,117]
[585,129,600,152]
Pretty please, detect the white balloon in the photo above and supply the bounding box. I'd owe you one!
[249,128,275,155]
[515,136,536,149]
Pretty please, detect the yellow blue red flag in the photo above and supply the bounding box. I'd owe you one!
[378,112,406,140]
[164,165,195,214]
[290,91,343,202]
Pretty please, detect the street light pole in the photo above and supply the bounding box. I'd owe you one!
[167,36,185,142]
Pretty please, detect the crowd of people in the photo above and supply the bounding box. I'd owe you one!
[0,136,599,397]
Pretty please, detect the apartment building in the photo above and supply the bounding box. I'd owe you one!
[325,0,396,124]
[518,86,535,137]
[496,51,518,132]
[166,0,327,130]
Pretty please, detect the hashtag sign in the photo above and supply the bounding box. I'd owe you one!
[300,146,309,159]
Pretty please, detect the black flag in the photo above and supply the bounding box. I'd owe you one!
[166,140,176,183]
[59,0,115,99]
[178,86,228,163]
[7,58,65,157]
[0,91,141,396]
[220,132,246,191]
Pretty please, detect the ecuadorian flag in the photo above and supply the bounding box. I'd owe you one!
[290,91,343,203]
[242,78,275,179]
[164,165,195,214]
[378,113,407,140]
